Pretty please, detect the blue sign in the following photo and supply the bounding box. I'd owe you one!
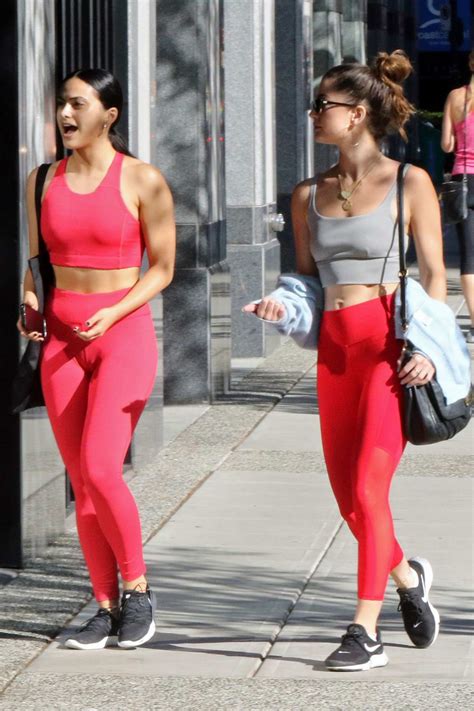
[417,0,471,51]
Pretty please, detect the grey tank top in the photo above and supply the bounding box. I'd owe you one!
[307,164,410,287]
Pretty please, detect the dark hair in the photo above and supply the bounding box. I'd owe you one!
[322,50,415,141]
[59,68,133,156]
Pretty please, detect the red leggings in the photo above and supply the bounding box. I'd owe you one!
[317,293,406,601]
[41,288,158,602]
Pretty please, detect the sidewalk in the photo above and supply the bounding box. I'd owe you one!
[0,276,472,710]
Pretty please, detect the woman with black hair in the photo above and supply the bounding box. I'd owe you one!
[17,69,176,650]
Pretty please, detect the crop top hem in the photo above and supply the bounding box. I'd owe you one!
[49,252,143,269]
[317,256,401,288]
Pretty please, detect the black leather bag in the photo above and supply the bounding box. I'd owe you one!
[396,164,471,445]
[11,164,53,414]
[440,86,469,225]
[439,176,468,224]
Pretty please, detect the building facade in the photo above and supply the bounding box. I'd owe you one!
[1,0,423,567]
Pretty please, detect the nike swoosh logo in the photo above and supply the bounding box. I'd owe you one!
[364,643,381,653]
[421,573,429,603]
[413,621,423,628]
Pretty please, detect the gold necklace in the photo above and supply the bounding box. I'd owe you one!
[337,154,382,211]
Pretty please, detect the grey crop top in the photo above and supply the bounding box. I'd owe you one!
[307,164,410,287]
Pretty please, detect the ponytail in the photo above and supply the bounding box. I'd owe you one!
[109,125,134,157]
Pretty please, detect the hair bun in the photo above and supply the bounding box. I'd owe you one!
[373,50,413,85]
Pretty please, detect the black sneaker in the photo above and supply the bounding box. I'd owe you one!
[64,608,119,650]
[118,586,156,649]
[325,623,388,672]
[397,557,440,648]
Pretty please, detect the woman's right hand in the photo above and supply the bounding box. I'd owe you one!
[242,298,286,321]
[17,291,44,341]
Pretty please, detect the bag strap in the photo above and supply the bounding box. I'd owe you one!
[462,86,469,180]
[35,163,50,255]
[397,163,408,336]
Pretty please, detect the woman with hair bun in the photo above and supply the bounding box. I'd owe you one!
[245,50,445,671]
[441,50,474,342]
[17,69,176,650]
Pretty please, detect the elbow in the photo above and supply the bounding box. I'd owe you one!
[440,137,454,153]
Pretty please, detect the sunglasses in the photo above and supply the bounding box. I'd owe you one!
[310,96,357,113]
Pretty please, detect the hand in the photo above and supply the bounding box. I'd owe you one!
[242,298,285,322]
[398,350,435,387]
[17,291,44,342]
[74,307,119,341]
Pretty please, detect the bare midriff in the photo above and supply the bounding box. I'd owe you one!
[53,265,141,293]
[323,282,399,311]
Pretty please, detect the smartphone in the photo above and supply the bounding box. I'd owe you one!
[20,303,47,338]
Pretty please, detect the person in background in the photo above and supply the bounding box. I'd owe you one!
[441,50,474,342]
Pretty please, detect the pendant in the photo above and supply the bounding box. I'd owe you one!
[342,199,351,211]
[339,190,352,200]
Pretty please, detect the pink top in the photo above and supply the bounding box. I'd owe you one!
[452,111,474,175]
[41,152,145,269]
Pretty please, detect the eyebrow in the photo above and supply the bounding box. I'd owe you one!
[58,95,88,102]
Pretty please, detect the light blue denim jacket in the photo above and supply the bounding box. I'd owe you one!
[252,273,471,404]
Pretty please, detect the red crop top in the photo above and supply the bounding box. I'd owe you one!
[41,151,145,269]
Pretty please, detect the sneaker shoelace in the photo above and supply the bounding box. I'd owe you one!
[77,609,112,633]
[397,588,425,623]
[339,628,366,652]
[121,592,150,625]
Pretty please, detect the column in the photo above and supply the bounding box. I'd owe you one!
[127,0,164,462]
[275,0,314,273]
[155,0,230,403]
[224,0,282,358]
[342,0,367,63]
[313,0,343,181]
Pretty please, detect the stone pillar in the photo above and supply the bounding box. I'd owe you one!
[224,0,282,358]
[342,0,367,63]
[367,0,388,61]
[155,0,230,403]
[275,0,314,273]
[1,0,64,566]
[127,0,163,459]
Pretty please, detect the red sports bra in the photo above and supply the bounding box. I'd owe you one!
[41,151,145,269]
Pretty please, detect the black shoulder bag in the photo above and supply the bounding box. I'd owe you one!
[11,163,54,414]
[397,164,471,445]
[439,85,469,225]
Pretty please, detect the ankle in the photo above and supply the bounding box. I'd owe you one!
[397,568,419,590]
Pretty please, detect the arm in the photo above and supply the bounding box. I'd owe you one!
[17,167,44,341]
[398,166,446,386]
[291,181,318,277]
[405,166,446,301]
[441,91,456,153]
[77,164,176,340]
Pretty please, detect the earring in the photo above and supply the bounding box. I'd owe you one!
[103,122,108,129]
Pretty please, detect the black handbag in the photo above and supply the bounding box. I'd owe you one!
[396,164,471,445]
[11,164,53,414]
[439,86,469,225]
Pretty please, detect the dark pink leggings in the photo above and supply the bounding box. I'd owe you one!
[41,288,158,602]
[317,293,406,601]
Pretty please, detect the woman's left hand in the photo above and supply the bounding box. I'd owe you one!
[397,350,435,387]
[74,307,119,341]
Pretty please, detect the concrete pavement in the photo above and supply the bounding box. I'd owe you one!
[0,284,472,709]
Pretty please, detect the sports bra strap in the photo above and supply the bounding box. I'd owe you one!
[101,151,124,187]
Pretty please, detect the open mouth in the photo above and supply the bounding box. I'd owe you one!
[62,124,78,136]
